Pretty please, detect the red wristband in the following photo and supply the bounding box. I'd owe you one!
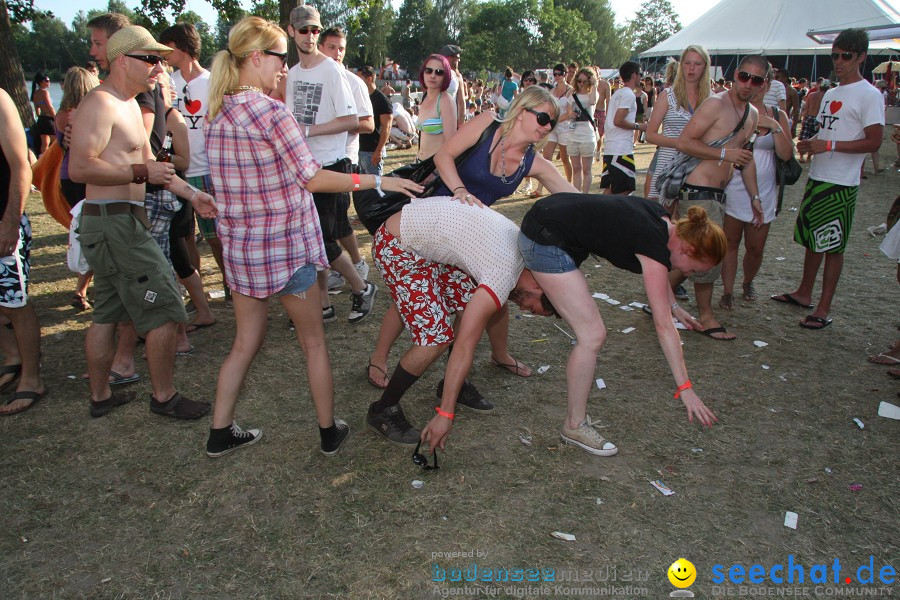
[674,380,692,399]
[350,172,361,191]
[435,407,455,420]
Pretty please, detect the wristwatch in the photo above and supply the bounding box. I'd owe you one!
[751,195,761,202]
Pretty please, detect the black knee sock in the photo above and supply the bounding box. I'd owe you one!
[372,364,420,412]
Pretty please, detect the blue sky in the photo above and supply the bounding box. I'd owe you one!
[33,0,719,30]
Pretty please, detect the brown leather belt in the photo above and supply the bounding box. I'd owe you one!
[82,202,150,228]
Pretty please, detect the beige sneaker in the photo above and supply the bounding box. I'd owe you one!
[560,416,618,456]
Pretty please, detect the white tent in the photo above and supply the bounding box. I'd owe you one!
[639,0,900,58]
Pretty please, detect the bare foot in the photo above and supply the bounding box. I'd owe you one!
[718,293,734,310]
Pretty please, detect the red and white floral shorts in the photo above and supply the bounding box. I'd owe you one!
[373,225,476,346]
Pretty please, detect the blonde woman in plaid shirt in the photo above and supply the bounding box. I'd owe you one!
[203,17,422,457]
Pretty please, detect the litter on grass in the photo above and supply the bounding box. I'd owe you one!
[877,401,900,420]
[849,483,863,491]
[554,323,575,340]
[776,257,786,261]
[596,378,606,390]
[551,531,576,542]
[753,340,769,348]
[596,498,604,505]
[784,511,799,529]
[824,467,833,474]
[762,365,770,370]
[67,375,76,379]
[531,338,549,343]
[650,480,675,496]
[853,418,865,429]
[209,289,225,299]
[537,365,550,374]
[629,302,647,309]
[518,428,534,446]
[621,327,636,334]
[592,292,609,300]
[691,448,703,453]
[619,305,634,311]
[411,480,424,490]
[604,298,621,306]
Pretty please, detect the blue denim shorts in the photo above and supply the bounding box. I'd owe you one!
[274,264,318,297]
[518,231,578,274]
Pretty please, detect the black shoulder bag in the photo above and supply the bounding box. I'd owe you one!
[774,106,803,215]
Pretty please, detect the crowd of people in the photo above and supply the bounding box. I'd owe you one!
[0,9,894,462]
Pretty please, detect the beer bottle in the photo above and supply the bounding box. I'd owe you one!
[734,130,758,171]
[156,131,174,163]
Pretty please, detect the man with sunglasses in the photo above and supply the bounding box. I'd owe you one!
[69,25,217,420]
[778,28,884,330]
[669,55,766,342]
[286,6,379,325]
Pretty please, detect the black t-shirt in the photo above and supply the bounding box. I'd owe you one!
[137,87,167,193]
[360,90,392,152]
[0,137,10,217]
[520,193,672,273]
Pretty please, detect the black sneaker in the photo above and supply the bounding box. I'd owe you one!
[89,390,135,418]
[436,379,495,413]
[322,305,336,323]
[206,421,262,457]
[674,284,689,300]
[366,402,420,445]
[320,417,350,456]
[348,282,377,323]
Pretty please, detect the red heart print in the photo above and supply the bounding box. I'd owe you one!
[185,99,202,115]
[829,101,842,114]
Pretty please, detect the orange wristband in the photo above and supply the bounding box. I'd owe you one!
[435,407,455,420]
[350,172,361,191]
[674,380,692,399]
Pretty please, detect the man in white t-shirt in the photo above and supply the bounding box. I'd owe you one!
[317,25,374,289]
[286,5,377,324]
[601,61,646,195]
[762,75,786,112]
[367,198,555,448]
[776,28,885,330]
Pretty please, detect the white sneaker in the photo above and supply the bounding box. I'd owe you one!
[348,282,377,323]
[327,270,345,291]
[560,415,618,456]
[354,259,370,281]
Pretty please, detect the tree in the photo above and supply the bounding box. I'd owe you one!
[389,0,430,73]
[463,0,540,74]
[345,1,394,69]
[1,0,38,126]
[627,0,681,55]
[554,0,630,67]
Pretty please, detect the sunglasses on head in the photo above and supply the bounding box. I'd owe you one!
[525,108,557,129]
[125,54,164,66]
[831,51,856,61]
[737,71,766,86]
[424,67,445,76]
[412,440,439,470]
[296,26,321,35]
[263,49,288,66]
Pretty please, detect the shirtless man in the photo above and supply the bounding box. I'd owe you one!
[797,80,827,163]
[671,55,764,342]
[594,72,611,156]
[439,45,467,127]
[69,26,217,419]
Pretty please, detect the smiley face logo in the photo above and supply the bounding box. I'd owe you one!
[668,558,697,588]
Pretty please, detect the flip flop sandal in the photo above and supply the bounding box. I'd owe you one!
[867,353,900,365]
[109,370,141,386]
[0,364,22,395]
[366,362,390,389]
[742,282,758,301]
[718,293,734,310]
[186,321,216,333]
[799,315,832,330]
[1,388,46,416]
[697,326,736,341]
[149,392,210,420]
[490,356,532,377]
[175,346,195,357]
[770,293,813,309]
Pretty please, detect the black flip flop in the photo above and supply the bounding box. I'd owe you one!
[770,293,813,309]
[799,315,832,330]
[0,364,22,395]
[697,326,736,341]
[1,388,46,416]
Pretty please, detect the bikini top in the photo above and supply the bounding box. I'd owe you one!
[418,92,444,135]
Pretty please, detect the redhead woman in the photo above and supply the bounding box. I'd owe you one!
[416,54,457,161]
[203,16,422,457]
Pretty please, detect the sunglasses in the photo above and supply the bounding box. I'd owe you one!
[523,77,536,83]
[263,49,288,66]
[737,71,766,86]
[553,71,564,76]
[125,54,164,66]
[412,440,439,470]
[525,108,557,129]
[296,26,321,35]
[423,67,445,76]
[182,84,192,105]
[831,51,856,61]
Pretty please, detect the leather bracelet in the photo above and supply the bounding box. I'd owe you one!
[435,406,455,420]
[131,163,148,185]
[453,185,466,192]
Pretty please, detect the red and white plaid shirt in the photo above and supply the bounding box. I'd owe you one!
[206,91,329,298]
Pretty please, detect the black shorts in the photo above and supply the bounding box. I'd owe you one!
[314,160,354,263]
[60,178,86,209]
[32,115,55,136]
[170,197,194,239]
[599,154,636,194]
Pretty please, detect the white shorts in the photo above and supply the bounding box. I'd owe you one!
[567,139,596,157]
[547,125,570,146]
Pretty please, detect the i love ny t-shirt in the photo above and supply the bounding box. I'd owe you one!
[808,79,884,187]
[171,69,211,177]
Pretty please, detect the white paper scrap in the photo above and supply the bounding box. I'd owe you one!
[411,480,424,490]
[604,298,621,306]
[762,365,770,370]
[621,327,635,334]
[853,418,865,429]
[675,322,687,330]
[784,511,798,529]
[776,257,786,261]
[596,498,604,505]
[877,401,900,420]
[824,467,832,474]
[753,340,769,348]
[67,375,76,379]
[690,448,703,453]
[629,302,647,309]
[592,292,609,300]
[595,378,606,390]
[650,480,675,496]
[519,313,536,318]
[551,531,576,541]
[537,365,550,374]
[208,289,225,299]
[619,305,634,311]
